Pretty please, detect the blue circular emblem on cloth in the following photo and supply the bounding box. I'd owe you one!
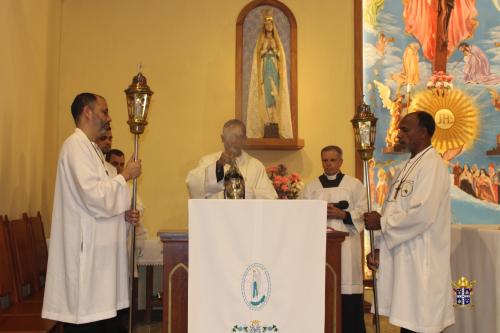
[241,263,271,311]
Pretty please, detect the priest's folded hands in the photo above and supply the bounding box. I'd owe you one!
[364,211,381,230]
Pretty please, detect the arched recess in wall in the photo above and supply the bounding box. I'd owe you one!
[236,0,303,150]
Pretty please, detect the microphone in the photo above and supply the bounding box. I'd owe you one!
[332,200,349,210]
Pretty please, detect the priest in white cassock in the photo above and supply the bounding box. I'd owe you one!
[42,93,142,333]
[300,145,367,333]
[364,111,455,333]
[186,119,277,199]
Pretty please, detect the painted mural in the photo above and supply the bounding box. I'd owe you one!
[362,0,500,224]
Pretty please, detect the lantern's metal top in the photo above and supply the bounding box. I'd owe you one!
[125,72,154,96]
[353,99,376,122]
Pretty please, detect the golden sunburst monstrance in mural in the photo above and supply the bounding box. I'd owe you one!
[408,89,479,155]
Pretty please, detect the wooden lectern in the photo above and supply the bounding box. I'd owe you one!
[158,229,347,333]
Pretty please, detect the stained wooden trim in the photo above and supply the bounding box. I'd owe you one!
[158,230,188,242]
[244,138,304,150]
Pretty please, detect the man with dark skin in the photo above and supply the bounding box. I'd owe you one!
[365,113,433,230]
[364,111,454,333]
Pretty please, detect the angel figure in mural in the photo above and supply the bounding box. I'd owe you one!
[375,32,395,56]
[364,0,385,28]
[246,8,293,139]
[403,0,478,61]
[373,80,406,151]
[493,0,500,11]
[391,42,421,93]
[375,168,388,207]
[458,42,500,85]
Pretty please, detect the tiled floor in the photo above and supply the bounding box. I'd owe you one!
[134,321,161,333]
[365,313,400,333]
[364,288,400,333]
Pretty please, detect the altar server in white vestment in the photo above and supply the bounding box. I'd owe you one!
[106,148,149,278]
[95,125,118,177]
[186,119,277,199]
[300,145,367,333]
[42,93,142,332]
[365,111,454,333]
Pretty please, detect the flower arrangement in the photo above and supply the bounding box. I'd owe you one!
[266,164,304,199]
[427,71,453,96]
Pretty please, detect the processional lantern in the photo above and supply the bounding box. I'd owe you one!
[124,71,153,333]
[351,100,377,162]
[351,99,381,333]
[125,72,154,135]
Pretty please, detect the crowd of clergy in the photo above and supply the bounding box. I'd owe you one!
[41,93,453,333]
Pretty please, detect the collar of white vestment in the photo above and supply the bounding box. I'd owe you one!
[325,172,339,180]
[408,145,434,163]
[227,150,248,165]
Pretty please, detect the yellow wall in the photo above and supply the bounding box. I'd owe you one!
[0,0,61,226]
[4,0,355,236]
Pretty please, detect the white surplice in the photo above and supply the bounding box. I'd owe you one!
[105,160,118,177]
[185,150,277,199]
[42,128,131,324]
[376,147,455,332]
[300,173,367,294]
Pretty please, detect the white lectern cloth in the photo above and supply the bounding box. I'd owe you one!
[188,199,326,333]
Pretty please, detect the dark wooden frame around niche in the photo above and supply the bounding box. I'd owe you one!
[236,0,304,150]
[353,0,383,288]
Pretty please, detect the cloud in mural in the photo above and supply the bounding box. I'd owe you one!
[483,25,500,73]
[483,25,500,41]
[363,42,401,69]
[377,13,403,37]
[363,43,379,68]
[364,12,402,37]
[451,185,500,225]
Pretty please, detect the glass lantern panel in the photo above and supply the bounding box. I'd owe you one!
[359,121,372,148]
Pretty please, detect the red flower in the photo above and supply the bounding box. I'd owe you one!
[266,166,277,173]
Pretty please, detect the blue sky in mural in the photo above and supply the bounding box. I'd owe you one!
[363,0,500,223]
